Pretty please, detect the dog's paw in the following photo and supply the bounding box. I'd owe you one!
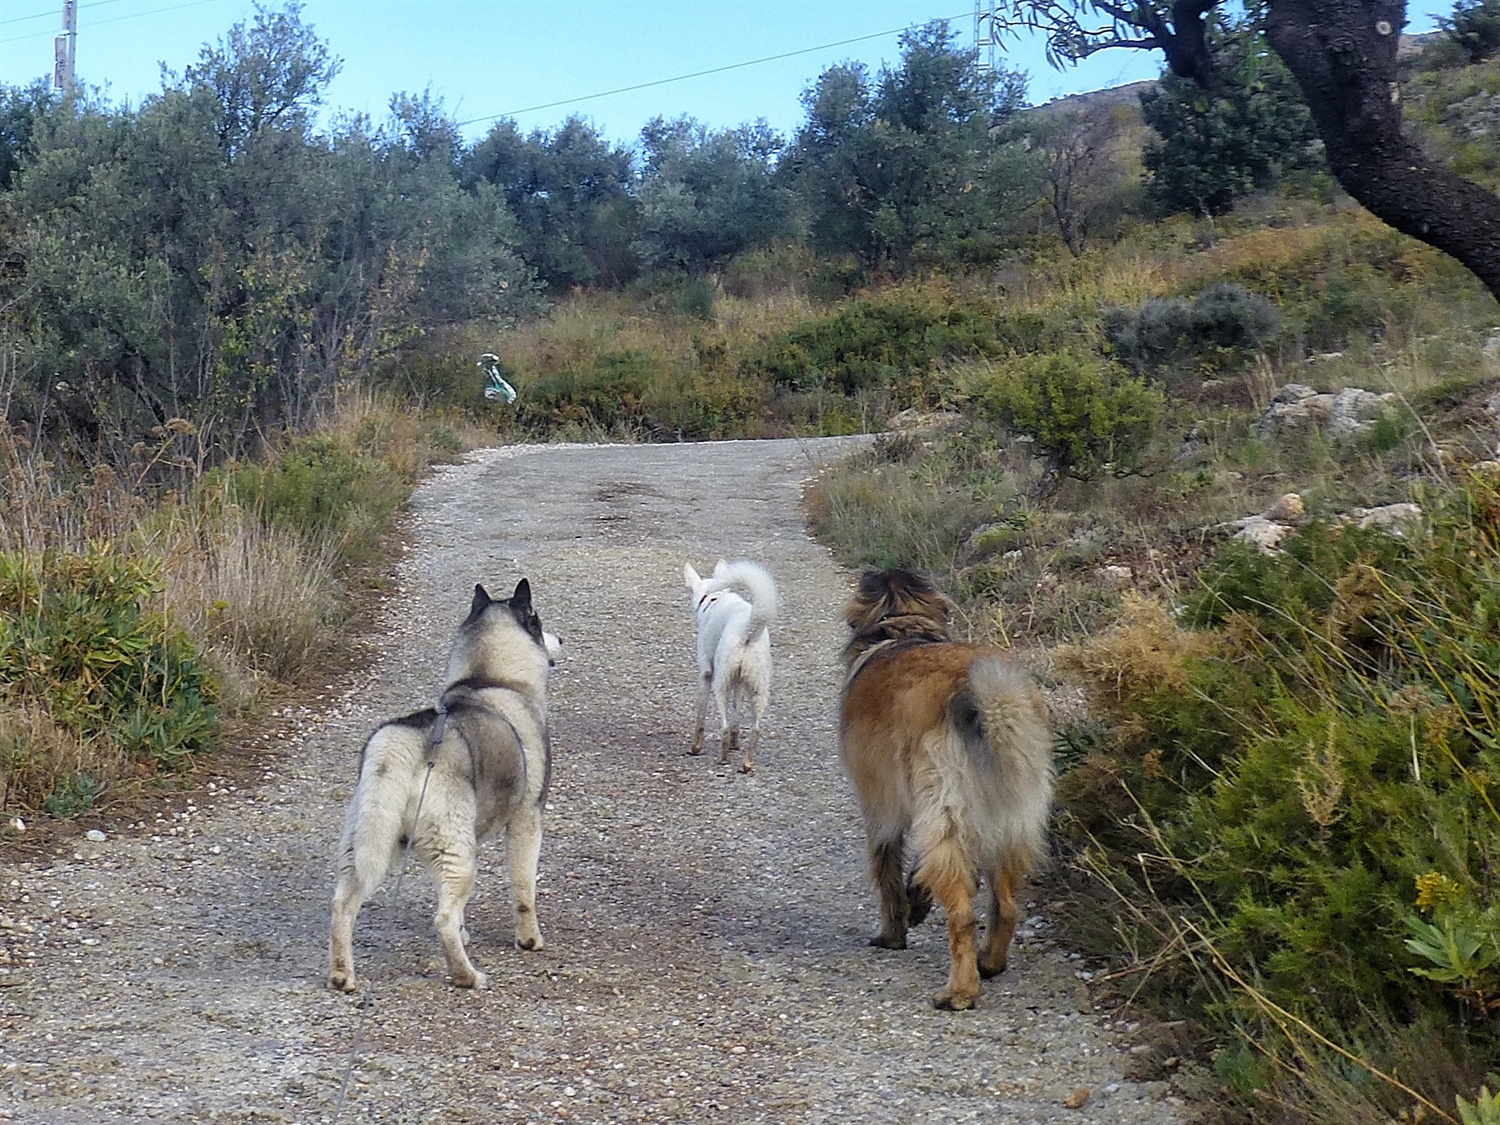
[933,988,979,1011]
[868,931,907,950]
[329,970,357,993]
[739,759,754,774]
[451,967,488,990]
[515,932,545,952]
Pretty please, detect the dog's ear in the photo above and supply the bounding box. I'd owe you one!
[713,559,729,576]
[511,577,533,612]
[683,563,700,589]
[470,584,492,618]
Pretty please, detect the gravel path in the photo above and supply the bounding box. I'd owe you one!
[0,438,1184,1124]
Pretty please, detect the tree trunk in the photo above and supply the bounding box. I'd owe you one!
[1265,0,1500,304]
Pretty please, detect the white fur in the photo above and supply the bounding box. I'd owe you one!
[328,581,558,993]
[683,559,778,772]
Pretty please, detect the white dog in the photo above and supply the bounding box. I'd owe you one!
[683,559,779,772]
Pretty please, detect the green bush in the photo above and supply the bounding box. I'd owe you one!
[967,351,1165,487]
[515,349,656,435]
[223,435,403,566]
[750,289,1070,395]
[1060,470,1500,1103]
[0,549,220,812]
[1104,282,1280,381]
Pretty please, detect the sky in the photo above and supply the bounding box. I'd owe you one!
[0,0,1455,148]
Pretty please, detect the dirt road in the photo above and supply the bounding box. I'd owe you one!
[0,439,1184,1124]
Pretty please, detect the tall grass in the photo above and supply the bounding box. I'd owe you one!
[0,394,470,816]
[1053,474,1500,1122]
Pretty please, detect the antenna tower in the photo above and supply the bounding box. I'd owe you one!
[973,0,999,73]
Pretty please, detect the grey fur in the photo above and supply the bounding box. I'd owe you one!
[328,579,559,992]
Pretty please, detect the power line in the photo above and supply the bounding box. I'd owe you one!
[0,0,131,28]
[456,11,969,129]
[2,0,216,44]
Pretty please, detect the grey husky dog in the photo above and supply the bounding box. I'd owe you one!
[328,579,560,992]
[683,559,778,772]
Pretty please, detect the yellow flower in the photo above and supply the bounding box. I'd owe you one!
[1413,871,1464,911]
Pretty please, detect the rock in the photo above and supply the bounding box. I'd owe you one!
[1328,387,1397,439]
[1097,565,1133,589]
[5,817,22,833]
[1173,422,1210,466]
[1484,333,1500,364]
[1063,1086,1091,1109]
[1231,516,1292,553]
[1351,502,1424,534]
[1485,391,1500,424]
[1271,383,1317,404]
[1263,492,1305,522]
[85,829,107,843]
[886,408,964,435]
[1259,383,1395,440]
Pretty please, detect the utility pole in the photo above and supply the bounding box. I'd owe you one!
[53,0,77,92]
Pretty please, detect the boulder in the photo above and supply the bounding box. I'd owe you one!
[1259,384,1396,439]
[1351,502,1423,534]
[1232,516,1292,553]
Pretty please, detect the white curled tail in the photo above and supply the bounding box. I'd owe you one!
[709,560,779,640]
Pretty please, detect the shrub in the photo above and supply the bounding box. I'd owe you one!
[750,288,1070,395]
[1104,282,1280,381]
[0,549,219,813]
[965,351,1165,488]
[515,349,656,435]
[1059,470,1500,1113]
[222,435,404,568]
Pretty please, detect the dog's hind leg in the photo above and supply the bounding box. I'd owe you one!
[917,822,982,1011]
[740,682,767,774]
[717,677,738,765]
[328,858,377,993]
[429,840,487,989]
[689,671,711,755]
[979,861,1021,978]
[506,804,546,951]
[866,830,910,950]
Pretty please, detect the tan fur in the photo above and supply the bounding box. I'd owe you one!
[839,569,1053,1010]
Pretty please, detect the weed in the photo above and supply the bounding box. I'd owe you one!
[42,772,104,818]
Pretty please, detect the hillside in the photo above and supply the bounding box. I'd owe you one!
[4,8,1500,1124]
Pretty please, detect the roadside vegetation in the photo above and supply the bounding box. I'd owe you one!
[4,0,1500,1119]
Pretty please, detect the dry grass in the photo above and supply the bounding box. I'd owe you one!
[495,287,815,388]
[149,500,346,698]
[0,698,119,819]
[1054,592,1213,718]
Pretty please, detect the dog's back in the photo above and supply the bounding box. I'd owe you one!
[329,580,555,993]
[839,568,1052,1010]
[684,559,778,772]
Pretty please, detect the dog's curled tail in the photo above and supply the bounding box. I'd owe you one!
[966,653,1054,874]
[712,560,779,639]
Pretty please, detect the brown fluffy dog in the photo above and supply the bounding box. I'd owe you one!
[839,568,1053,1010]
